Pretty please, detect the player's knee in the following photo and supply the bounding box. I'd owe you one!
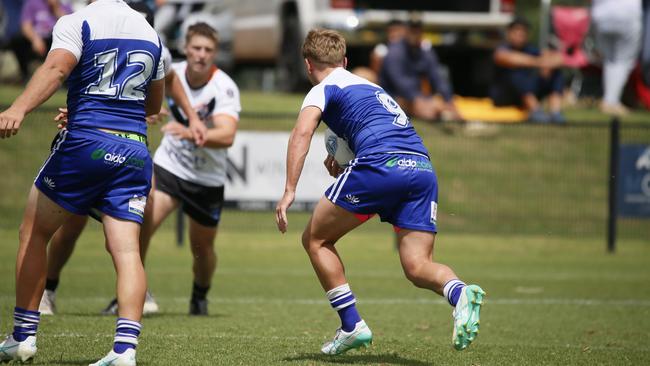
[301,230,312,251]
[303,235,330,254]
[402,260,427,288]
[191,240,215,257]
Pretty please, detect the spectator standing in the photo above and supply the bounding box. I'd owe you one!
[1,0,22,45]
[380,20,461,121]
[592,0,643,116]
[491,17,565,123]
[18,0,72,81]
[352,19,407,84]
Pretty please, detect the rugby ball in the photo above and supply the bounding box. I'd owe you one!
[324,128,355,167]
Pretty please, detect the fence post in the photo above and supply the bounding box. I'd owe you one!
[539,0,552,49]
[176,206,184,247]
[607,118,620,253]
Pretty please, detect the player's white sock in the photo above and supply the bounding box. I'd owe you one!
[113,318,141,354]
[13,307,40,341]
[443,279,466,306]
[327,283,362,332]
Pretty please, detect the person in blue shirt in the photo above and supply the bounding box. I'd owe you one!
[380,20,461,121]
[491,17,566,123]
[276,28,485,356]
[0,1,165,364]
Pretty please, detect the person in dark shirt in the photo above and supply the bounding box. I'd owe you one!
[491,17,566,123]
[380,20,460,121]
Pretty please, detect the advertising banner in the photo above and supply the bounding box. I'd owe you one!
[224,131,334,209]
[617,144,650,217]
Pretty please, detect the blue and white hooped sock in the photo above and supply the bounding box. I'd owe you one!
[113,318,142,354]
[326,283,362,333]
[13,307,40,342]
[443,279,467,307]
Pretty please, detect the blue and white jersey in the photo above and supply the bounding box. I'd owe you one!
[301,68,428,158]
[50,0,165,136]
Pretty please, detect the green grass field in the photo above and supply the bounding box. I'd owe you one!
[1,216,649,365]
[1,87,649,364]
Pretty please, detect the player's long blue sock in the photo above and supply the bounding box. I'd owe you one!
[113,318,141,354]
[443,279,467,306]
[327,283,362,332]
[13,307,40,341]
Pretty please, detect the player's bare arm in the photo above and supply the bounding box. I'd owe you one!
[0,49,77,139]
[161,114,236,147]
[494,48,543,69]
[165,70,207,146]
[201,114,237,148]
[275,106,321,233]
[145,79,165,117]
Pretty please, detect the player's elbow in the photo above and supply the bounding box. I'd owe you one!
[293,126,314,141]
[38,62,68,85]
[222,134,235,147]
[50,66,68,82]
[494,51,513,68]
[145,103,161,117]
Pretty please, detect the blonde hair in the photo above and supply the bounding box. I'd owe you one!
[302,28,346,67]
[186,22,219,47]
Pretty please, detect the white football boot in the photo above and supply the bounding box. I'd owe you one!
[88,348,136,366]
[0,334,37,363]
[321,320,373,355]
[39,289,57,315]
[142,291,159,315]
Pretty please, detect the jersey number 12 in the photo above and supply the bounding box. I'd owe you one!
[86,48,155,101]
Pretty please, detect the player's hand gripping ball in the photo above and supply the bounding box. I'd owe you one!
[324,128,355,167]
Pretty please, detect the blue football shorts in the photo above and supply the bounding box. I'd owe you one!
[324,153,439,233]
[34,128,153,224]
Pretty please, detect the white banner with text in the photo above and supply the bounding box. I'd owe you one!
[224,131,334,209]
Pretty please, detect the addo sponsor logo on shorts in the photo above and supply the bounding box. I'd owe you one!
[91,149,145,169]
[385,157,433,171]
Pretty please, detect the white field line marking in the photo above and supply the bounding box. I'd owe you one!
[1,296,649,306]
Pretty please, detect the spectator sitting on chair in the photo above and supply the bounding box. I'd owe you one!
[17,0,72,81]
[491,17,566,123]
[379,20,461,121]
